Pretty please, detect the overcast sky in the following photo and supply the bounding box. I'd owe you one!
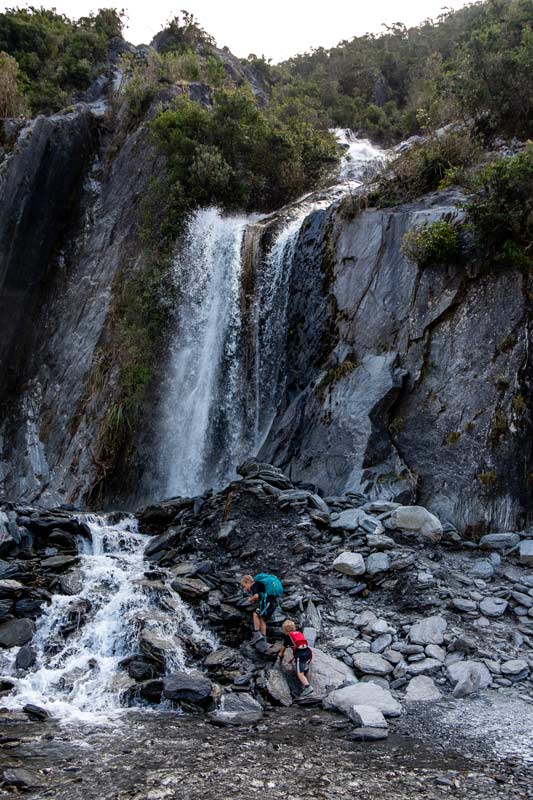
[2,0,473,61]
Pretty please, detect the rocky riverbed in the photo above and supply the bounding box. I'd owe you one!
[1,459,533,797]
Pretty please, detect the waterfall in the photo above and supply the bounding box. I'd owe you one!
[154,133,387,499]
[0,516,215,722]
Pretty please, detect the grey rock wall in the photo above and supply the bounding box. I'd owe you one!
[261,189,531,532]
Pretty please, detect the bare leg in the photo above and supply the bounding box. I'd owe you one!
[296,670,310,688]
[259,617,267,636]
[252,611,261,632]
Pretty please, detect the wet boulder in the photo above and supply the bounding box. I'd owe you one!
[162,671,213,704]
[120,655,161,681]
[210,691,264,725]
[0,617,35,647]
[40,555,79,572]
[15,644,36,671]
[171,577,211,599]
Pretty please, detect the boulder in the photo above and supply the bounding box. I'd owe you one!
[409,616,447,645]
[59,570,83,596]
[404,675,441,702]
[332,552,365,576]
[352,653,394,676]
[40,555,79,572]
[479,533,520,550]
[479,597,508,618]
[266,665,293,706]
[210,692,263,725]
[308,647,357,695]
[0,617,35,648]
[120,656,160,681]
[23,703,49,721]
[162,671,213,704]
[324,682,401,718]
[519,540,533,565]
[171,577,210,599]
[348,704,388,729]
[0,579,24,597]
[365,552,391,576]
[447,661,491,695]
[468,559,495,579]
[387,506,443,543]
[500,659,528,677]
[15,644,36,671]
[406,658,442,677]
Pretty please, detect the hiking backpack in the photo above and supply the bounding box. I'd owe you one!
[253,573,283,598]
[288,630,308,649]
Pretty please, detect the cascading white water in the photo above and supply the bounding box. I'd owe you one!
[334,128,388,182]
[155,132,388,499]
[0,516,215,722]
[157,208,257,499]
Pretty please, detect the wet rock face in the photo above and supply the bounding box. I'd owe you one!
[0,107,97,401]
[261,190,531,533]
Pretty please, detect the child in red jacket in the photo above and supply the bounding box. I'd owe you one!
[277,619,314,697]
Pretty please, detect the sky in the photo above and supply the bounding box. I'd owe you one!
[1,0,473,62]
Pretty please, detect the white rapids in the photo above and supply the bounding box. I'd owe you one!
[0,516,215,723]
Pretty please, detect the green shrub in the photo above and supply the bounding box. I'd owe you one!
[370,129,481,207]
[465,145,533,269]
[149,87,339,216]
[402,219,460,267]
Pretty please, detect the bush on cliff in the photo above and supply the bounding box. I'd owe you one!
[465,145,533,269]
[402,219,461,267]
[149,87,339,216]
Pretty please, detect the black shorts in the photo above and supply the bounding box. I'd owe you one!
[295,648,312,674]
[257,597,278,620]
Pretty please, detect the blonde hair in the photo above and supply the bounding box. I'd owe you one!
[240,574,253,588]
[282,619,296,633]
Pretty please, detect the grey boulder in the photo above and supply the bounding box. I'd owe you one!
[0,617,35,648]
[162,671,213,704]
[352,653,394,676]
[332,552,366,576]
[324,682,401,718]
[479,533,520,550]
[387,506,443,543]
[448,661,491,696]
[519,540,533,565]
[210,692,263,725]
[409,616,447,645]
[404,675,441,702]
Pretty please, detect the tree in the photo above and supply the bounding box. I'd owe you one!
[0,50,25,117]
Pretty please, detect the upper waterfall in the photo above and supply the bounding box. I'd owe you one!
[153,134,388,500]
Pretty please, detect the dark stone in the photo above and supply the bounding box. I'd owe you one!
[14,598,45,619]
[16,644,36,671]
[40,555,79,572]
[171,577,210,599]
[0,599,13,620]
[23,703,49,721]
[162,671,213,704]
[145,527,185,557]
[138,498,194,529]
[120,655,161,681]
[0,617,35,647]
[19,516,91,539]
[139,679,164,702]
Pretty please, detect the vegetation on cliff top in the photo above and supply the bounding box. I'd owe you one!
[0,6,123,114]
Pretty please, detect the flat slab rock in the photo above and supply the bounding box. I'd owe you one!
[162,671,212,703]
[348,703,388,729]
[324,682,401,718]
[352,652,394,676]
[408,616,447,645]
[479,533,520,550]
[404,676,441,702]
